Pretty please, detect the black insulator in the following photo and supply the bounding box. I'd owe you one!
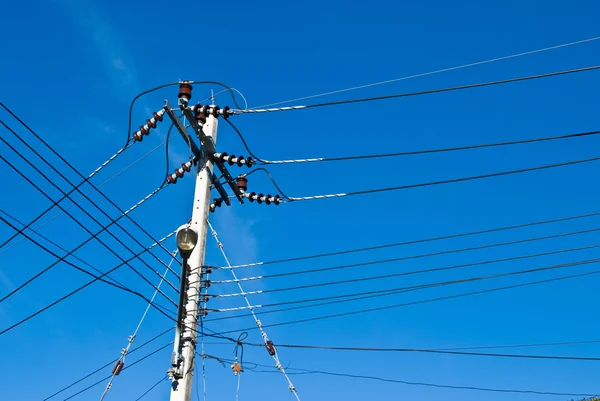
[245,156,254,167]
[265,195,272,205]
[236,156,245,167]
[219,152,228,162]
[256,193,264,204]
[222,106,230,119]
[201,105,210,117]
[273,195,282,205]
[228,154,236,166]
[248,192,256,202]
[212,106,220,118]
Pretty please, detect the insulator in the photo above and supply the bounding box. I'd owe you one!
[178,80,193,101]
[273,195,282,205]
[202,280,211,288]
[209,204,216,213]
[181,162,191,173]
[212,106,220,118]
[139,125,149,136]
[236,176,248,192]
[175,168,184,178]
[214,198,223,207]
[222,106,231,119]
[153,111,164,122]
[112,361,124,375]
[146,118,157,129]
[245,156,254,167]
[236,156,245,167]
[133,131,144,142]
[201,308,208,317]
[218,152,228,162]
[167,174,177,184]
[227,154,236,166]
[201,105,210,119]
[203,295,210,303]
[193,103,206,123]
[247,192,256,202]
[265,195,272,205]
[265,340,276,356]
[256,193,264,204]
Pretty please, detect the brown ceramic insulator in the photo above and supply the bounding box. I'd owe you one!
[139,125,149,136]
[146,118,157,129]
[153,111,163,122]
[133,131,143,142]
[167,175,177,184]
[265,340,276,356]
[236,176,248,192]
[175,168,184,178]
[181,162,191,173]
[112,361,125,375]
[178,81,193,101]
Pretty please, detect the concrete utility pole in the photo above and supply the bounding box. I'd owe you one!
[168,83,219,401]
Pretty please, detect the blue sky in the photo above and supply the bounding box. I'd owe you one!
[1,0,600,400]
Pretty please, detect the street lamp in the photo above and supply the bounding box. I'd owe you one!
[176,226,198,260]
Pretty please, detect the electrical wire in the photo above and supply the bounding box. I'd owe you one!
[134,375,168,400]
[253,35,600,108]
[250,362,597,397]
[0,214,175,317]
[61,342,173,401]
[237,64,600,114]
[217,225,600,279]
[0,208,123,288]
[253,342,600,362]
[0,132,178,259]
[0,151,177,306]
[206,240,600,321]
[209,267,600,336]
[99,250,179,401]
[44,328,173,400]
[226,210,600,269]
[0,229,177,337]
[207,222,301,400]
[259,129,600,165]
[285,154,600,202]
[0,105,180,272]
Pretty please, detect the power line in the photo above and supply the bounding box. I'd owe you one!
[253,35,600,108]
[206,240,600,320]
[0,151,177,306]
[219,225,600,280]
[44,328,173,400]
[253,342,600,362]
[0,104,179,272]
[253,364,598,397]
[61,342,173,401]
[210,267,600,335]
[237,64,600,114]
[0,214,175,316]
[134,375,168,401]
[257,129,600,165]
[0,229,177,337]
[286,154,600,202]
[224,209,600,269]
[0,129,179,258]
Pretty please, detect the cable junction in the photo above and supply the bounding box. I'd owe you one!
[207,222,301,400]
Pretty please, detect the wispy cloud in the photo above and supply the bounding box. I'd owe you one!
[53,0,139,95]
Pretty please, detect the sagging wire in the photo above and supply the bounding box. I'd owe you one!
[99,250,179,401]
[207,222,300,400]
[232,332,248,401]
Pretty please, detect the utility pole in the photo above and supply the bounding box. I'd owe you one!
[168,82,218,401]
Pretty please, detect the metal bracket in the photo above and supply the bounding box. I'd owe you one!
[180,106,245,204]
[163,101,231,206]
